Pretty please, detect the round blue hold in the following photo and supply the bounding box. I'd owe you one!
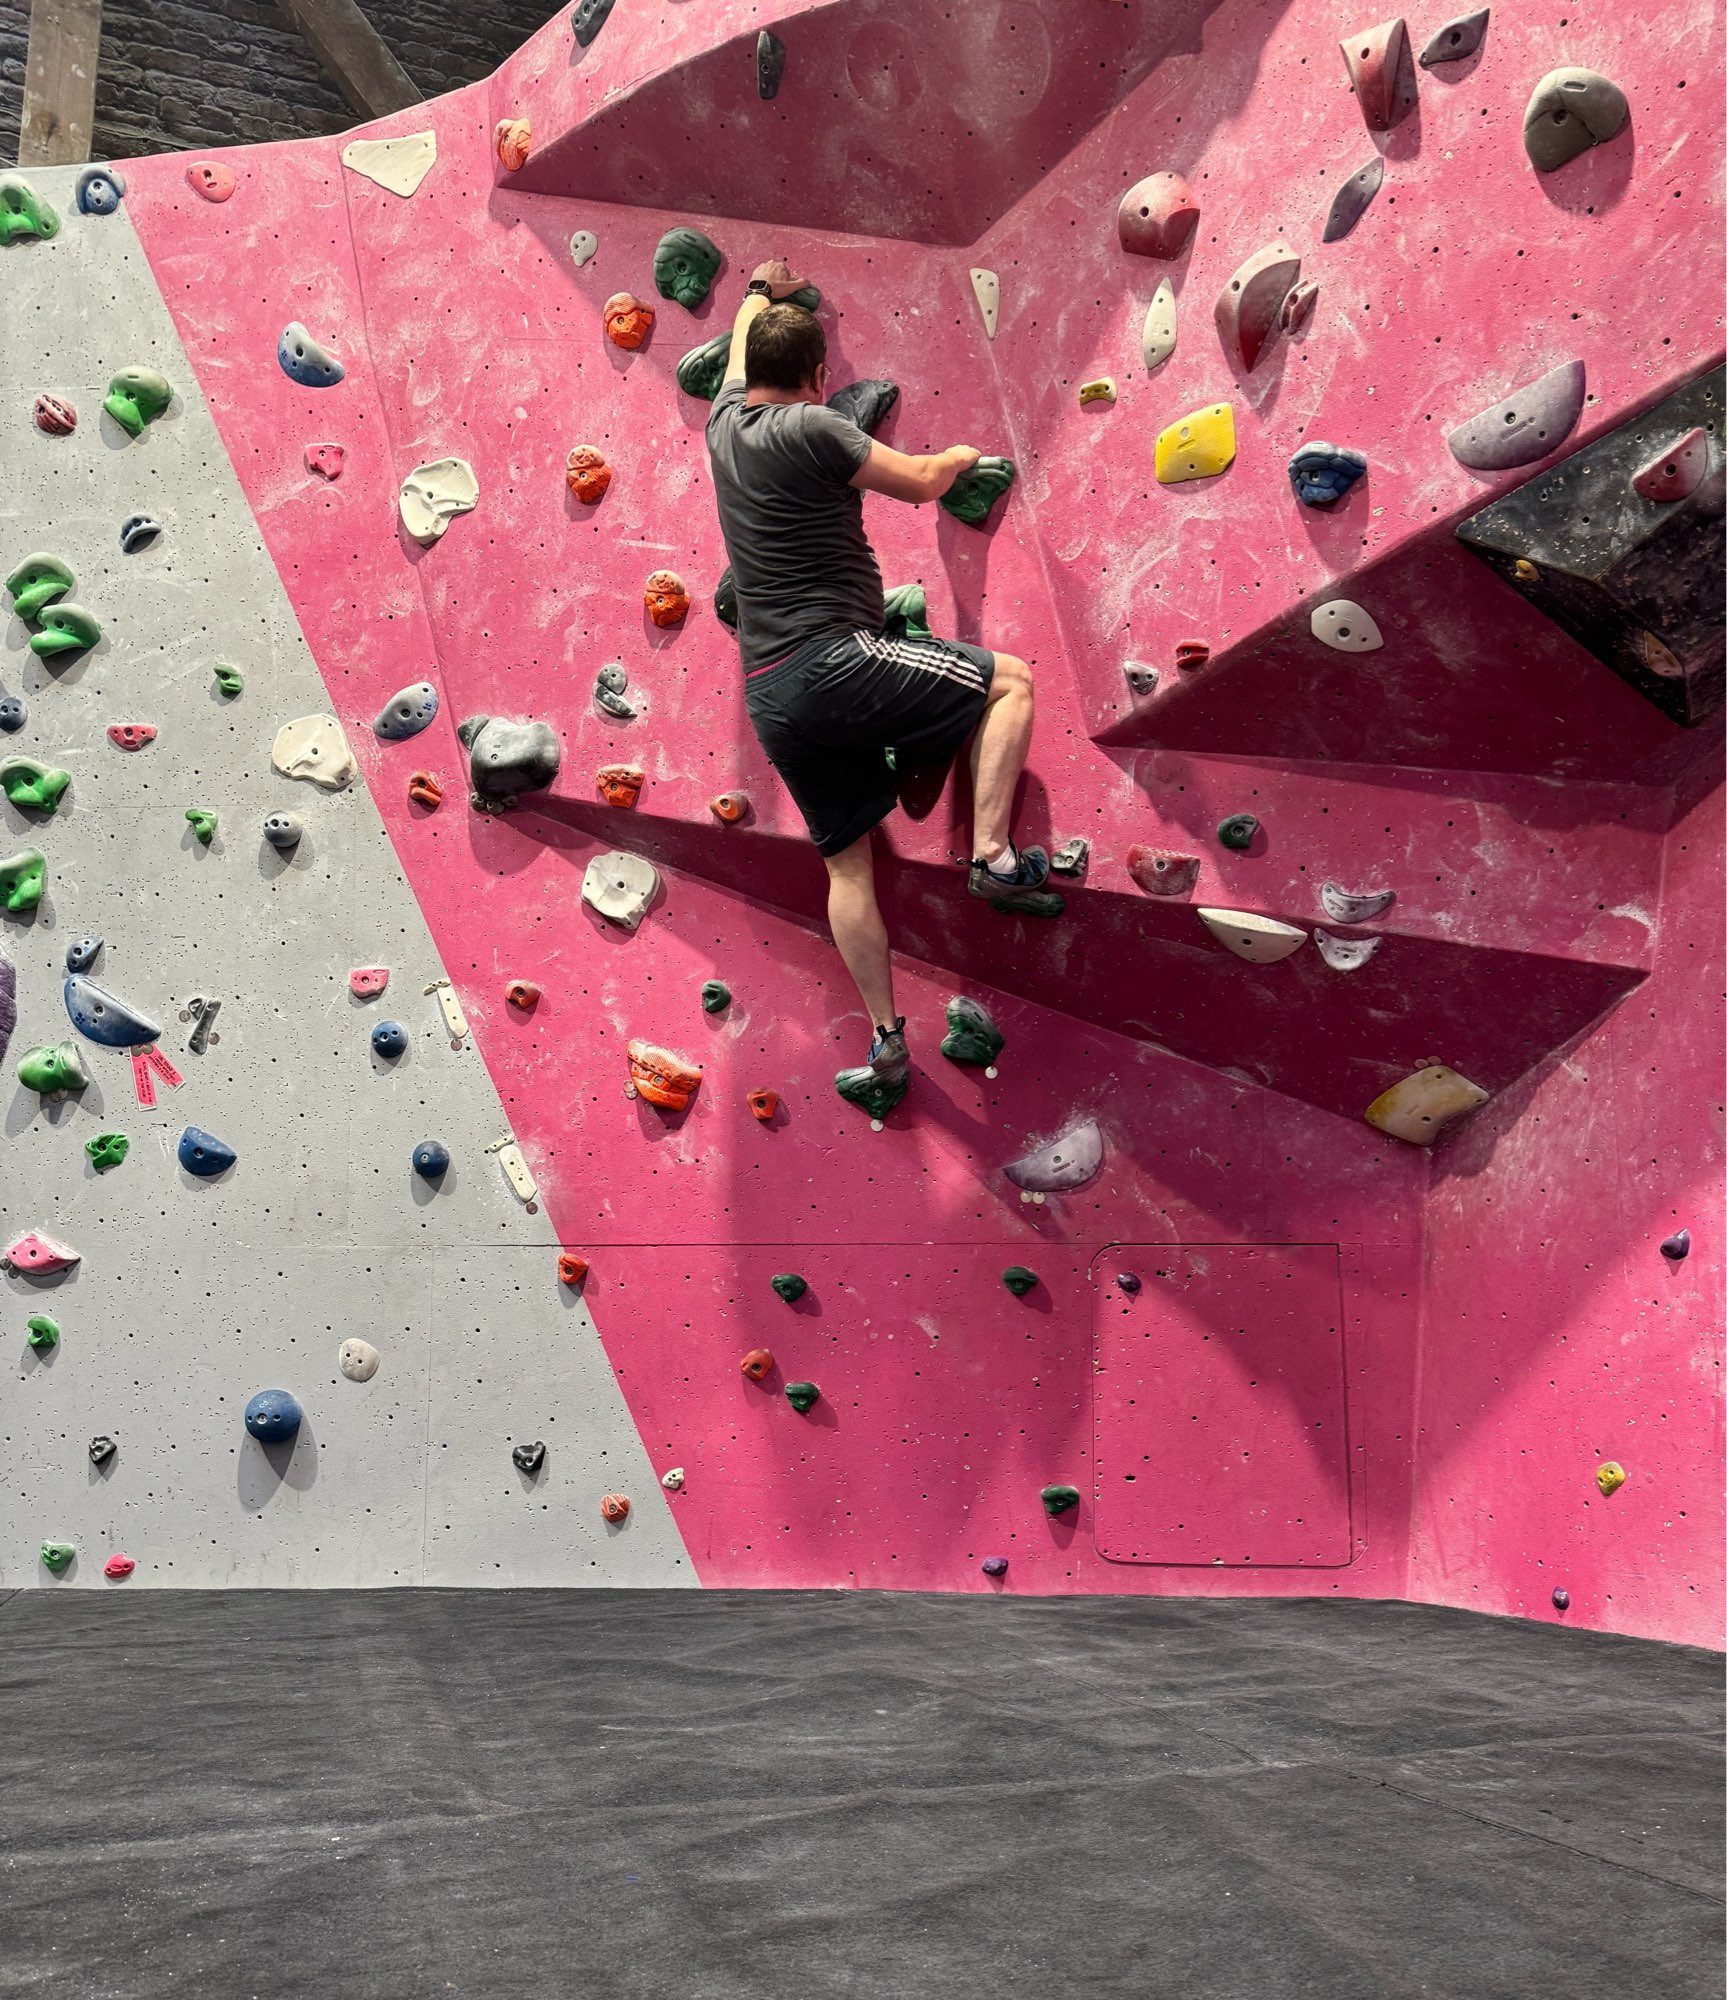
[371,1019,408,1059]
[244,1388,302,1443]
[178,1125,237,1178]
[1287,441,1369,508]
[0,697,24,733]
[75,165,126,215]
[413,1139,450,1181]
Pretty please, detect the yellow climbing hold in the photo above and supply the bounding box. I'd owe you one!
[1596,1461,1626,1496]
[1079,378,1117,406]
[1155,403,1236,484]
[1364,1064,1490,1146]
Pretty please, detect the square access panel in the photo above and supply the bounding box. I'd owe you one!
[1093,1246,1353,1567]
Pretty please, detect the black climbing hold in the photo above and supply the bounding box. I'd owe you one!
[827,379,899,436]
[1523,67,1629,174]
[119,514,162,554]
[458,715,561,808]
[771,1272,808,1303]
[1660,1229,1691,1261]
[784,1380,820,1413]
[371,1019,408,1060]
[701,980,731,1014]
[1116,1273,1141,1294]
[1321,157,1385,243]
[64,934,101,974]
[981,1555,1009,1577]
[0,697,23,733]
[570,0,614,47]
[1288,442,1368,507]
[1002,1266,1038,1297]
[1040,1484,1081,1516]
[1551,1587,1570,1609]
[941,995,1004,1067]
[512,1440,546,1474]
[89,1435,116,1465]
[757,29,786,99]
[1217,813,1260,851]
[1418,7,1490,67]
[413,1139,450,1181]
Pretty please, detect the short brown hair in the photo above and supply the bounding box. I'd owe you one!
[745,303,826,392]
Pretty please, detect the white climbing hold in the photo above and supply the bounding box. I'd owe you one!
[581,851,660,932]
[1002,1118,1103,1193]
[1197,908,1309,964]
[1309,600,1384,653]
[1364,1064,1489,1145]
[1140,277,1177,373]
[340,132,437,197]
[1320,882,1396,924]
[570,229,598,266]
[497,1141,537,1203]
[1314,929,1383,971]
[424,977,469,1041]
[969,267,999,340]
[338,1338,381,1381]
[399,458,479,545]
[661,1467,685,1490]
[271,714,357,790]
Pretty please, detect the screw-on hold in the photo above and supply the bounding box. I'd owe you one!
[558,1252,589,1288]
[771,1272,808,1303]
[1002,1266,1038,1297]
[1659,1229,1691,1261]
[1217,813,1260,851]
[784,1381,820,1414]
[981,1556,1009,1577]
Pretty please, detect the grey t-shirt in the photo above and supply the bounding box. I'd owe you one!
[706,380,883,671]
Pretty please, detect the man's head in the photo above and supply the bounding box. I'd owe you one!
[745,303,826,400]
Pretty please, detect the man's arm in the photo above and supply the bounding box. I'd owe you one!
[850,440,982,505]
[725,292,771,386]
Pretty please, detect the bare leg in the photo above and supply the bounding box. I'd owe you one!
[823,833,898,1029]
[968,651,1034,860]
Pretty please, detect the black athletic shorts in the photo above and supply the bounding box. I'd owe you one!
[744,625,996,856]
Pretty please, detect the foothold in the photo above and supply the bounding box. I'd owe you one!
[1124,661,1159,697]
[107,723,156,751]
[1551,1587,1569,1610]
[570,229,598,266]
[740,1348,774,1382]
[64,974,160,1047]
[653,226,722,310]
[1002,1266,1038,1297]
[494,118,532,172]
[178,1125,236,1177]
[1117,1273,1142,1294]
[570,0,616,48]
[75,165,126,214]
[184,807,217,846]
[1363,1064,1490,1144]
[1126,847,1201,898]
[757,27,786,97]
[1279,280,1320,337]
[1079,379,1117,406]
[940,456,1016,527]
[942,995,1005,1067]
[581,851,660,931]
[710,792,749,824]
[66,936,101,975]
[881,582,934,643]
[1309,600,1384,653]
[459,714,561,809]
[1632,428,1710,504]
[627,1039,703,1111]
[1155,404,1236,484]
[0,697,21,733]
[1595,1461,1626,1497]
[747,1087,779,1122]
[349,967,389,999]
[1320,882,1395,924]
[1524,67,1629,174]
[29,602,101,658]
[565,444,613,504]
[243,1389,302,1443]
[1197,908,1308,964]
[1322,157,1386,244]
[0,848,46,912]
[6,552,74,619]
[603,292,655,350]
[784,1381,821,1414]
[1176,641,1211,670]
[1003,1119,1103,1194]
[827,379,900,435]
[1050,838,1090,877]
[1215,243,1301,374]
[700,980,731,1014]
[408,772,442,810]
[1289,442,1368,507]
[33,394,76,435]
[967,267,1000,340]
[1446,359,1586,472]
[214,664,244,698]
[399,458,479,544]
[1340,17,1418,131]
[26,1314,58,1350]
[1659,1229,1691,1261]
[103,367,172,437]
[338,1339,380,1382]
[85,1132,129,1172]
[600,1492,631,1522]
[4,1231,78,1277]
[262,813,302,852]
[1217,813,1260,851]
[1140,277,1179,373]
[426,977,470,1043]
[596,764,644,810]
[340,131,438,197]
[186,995,220,1056]
[90,1436,117,1465]
[676,334,732,402]
[371,1019,408,1060]
[0,172,59,243]
[771,1273,808,1303]
[558,1252,589,1289]
[305,442,345,480]
[0,757,70,815]
[662,1466,686,1491]
[644,571,690,629]
[186,159,236,201]
[504,979,541,1013]
[413,1139,450,1181]
[278,322,344,389]
[272,714,356,790]
[40,1541,75,1574]
[981,1555,1009,1577]
[120,514,162,554]
[512,1440,546,1474]
[835,1064,908,1122]
[1040,1485,1082,1517]
[373,681,439,741]
[19,1040,89,1094]
[1314,928,1383,972]
[1419,7,1489,65]
[1116,171,1200,259]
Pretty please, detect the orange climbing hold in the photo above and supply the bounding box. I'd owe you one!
[564,444,613,504]
[603,292,655,350]
[627,1039,703,1110]
[597,764,644,809]
[1127,847,1201,898]
[740,1348,774,1381]
[747,1087,779,1122]
[600,1492,631,1522]
[558,1251,589,1289]
[408,771,442,809]
[710,792,749,823]
[505,980,540,1010]
[644,570,690,627]
[494,118,531,171]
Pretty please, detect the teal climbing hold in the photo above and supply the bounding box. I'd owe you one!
[1217,813,1260,851]
[941,996,1004,1067]
[1002,1266,1038,1297]
[882,583,934,642]
[939,456,1016,527]
[701,980,731,1014]
[835,1064,909,1121]
[676,334,732,401]
[771,1273,808,1303]
[1040,1484,1081,1516]
[784,1380,821,1413]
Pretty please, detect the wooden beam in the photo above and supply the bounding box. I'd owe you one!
[275,0,422,122]
[18,0,102,168]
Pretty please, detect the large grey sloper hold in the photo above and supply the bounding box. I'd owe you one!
[1447,359,1586,472]
[457,715,561,809]
[1523,67,1629,173]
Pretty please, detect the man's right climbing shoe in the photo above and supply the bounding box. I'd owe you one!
[869,1017,910,1085]
[967,846,1065,918]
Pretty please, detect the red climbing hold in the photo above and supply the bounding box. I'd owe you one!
[600,1492,631,1523]
[1632,427,1710,504]
[304,442,345,480]
[740,1348,774,1381]
[33,393,76,435]
[1340,17,1417,132]
[564,445,613,504]
[558,1252,589,1288]
[505,980,540,1010]
[186,159,237,202]
[747,1087,780,1122]
[107,723,156,750]
[408,771,442,809]
[1127,847,1202,898]
[1175,641,1210,670]
[104,1553,135,1579]
[1279,280,1320,336]
[710,792,749,823]
[603,293,655,351]
[349,967,389,998]
[494,118,532,172]
[1215,243,1302,374]
[597,764,645,809]
[627,1040,703,1110]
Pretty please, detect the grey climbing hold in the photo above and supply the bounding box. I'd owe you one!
[1003,1119,1103,1194]
[244,1389,302,1443]
[119,514,162,553]
[178,1126,236,1177]
[373,681,439,740]
[64,974,160,1048]
[942,996,1005,1066]
[1309,600,1384,652]
[1446,359,1586,472]
[277,322,344,388]
[413,1139,449,1181]
[1140,278,1178,373]
[939,457,1016,527]
[757,28,786,97]
[1050,838,1090,877]
[701,980,731,1014]
[653,226,722,310]
[1125,661,1159,696]
[371,1019,407,1059]
[512,1440,546,1473]
[338,1339,380,1382]
[458,715,561,810]
[1040,1484,1081,1516]
[1523,67,1629,173]
[1322,157,1385,243]
[262,813,303,852]
[89,1435,117,1465]
[676,333,732,402]
[1288,442,1368,506]
[64,935,101,974]
[570,0,614,47]
[186,996,221,1055]
[1280,280,1320,337]
[1215,243,1301,374]
[594,663,635,720]
[828,379,899,435]
[1314,928,1383,971]
[581,851,659,930]
[569,229,598,266]
[1419,7,1489,66]
[1320,881,1395,923]
[76,165,126,215]
[1217,813,1260,851]
[714,568,739,630]
[981,1555,1009,1577]
[0,698,23,732]
[1660,1229,1690,1261]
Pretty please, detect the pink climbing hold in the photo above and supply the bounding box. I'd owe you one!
[305,442,345,480]
[104,1553,135,1579]
[1340,17,1417,132]
[1215,243,1302,374]
[1115,171,1200,260]
[107,723,157,750]
[1127,847,1201,898]
[186,159,237,202]
[4,1230,81,1276]
[1632,427,1710,504]
[349,967,389,998]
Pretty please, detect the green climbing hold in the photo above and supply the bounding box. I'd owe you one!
[5,553,74,620]
[185,806,217,845]
[213,664,244,698]
[39,1540,75,1573]
[0,173,60,243]
[1040,1484,1081,1516]
[835,1064,909,1121]
[939,456,1016,527]
[103,366,173,438]
[942,995,1004,1067]
[676,333,732,402]
[771,1272,808,1303]
[19,1041,89,1094]
[25,1314,58,1350]
[29,603,101,658]
[0,758,71,815]
[701,980,731,1013]
[784,1380,821,1413]
[85,1131,129,1172]
[0,848,46,912]
[653,225,722,310]
[1217,813,1260,851]
[1002,1265,1038,1297]
[882,583,934,642]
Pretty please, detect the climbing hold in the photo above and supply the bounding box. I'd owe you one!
[349,967,389,999]
[1660,1229,1691,1261]
[1002,1266,1038,1297]
[1116,171,1200,259]
[740,1349,774,1381]
[184,807,217,846]
[338,1339,380,1382]
[25,1314,58,1350]
[1551,1587,1569,1609]
[0,699,23,732]
[881,582,933,642]
[596,764,644,809]
[565,444,613,504]
[33,393,75,435]
[305,442,344,480]
[771,1273,807,1303]
[1176,641,1211,671]
[6,552,74,619]
[1595,1461,1626,1497]
[1419,7,1489,64]
[120,514,162,553]
[1217,813,1260,851]
[1117,1273,1142,1294]
[0,849,46,912]
[496,1143,533,1204]
[459,715,560,808]
[1124,661,1159,697]
[569,229,598,265]
[835,1064,908,1122]
[1126,848,1201,898]
[85,1131,129,1172]
[828,379,900,435]
[504,979,540,1012]
[644,571,690,628]
[1050,838,1090,877]
[185,995,221,1057]
[1632,428,1710,504]
[1079,379,1117,406]
[40,1541,75,1574]
[981,1555,1009,1577]
[1363,1064,1490,1144]
[0,173,59,243]
[1446,359,1586,472]
[710,792,749,824]
[75,165,126,214]
[627,1040,703,1111]
[408,773,442,810]
[1288,442,1368,507]
[603,292,655,350]
[942,996,1005,1067]
[373,682,439,741]
[494,118,531,172]
[700,980,731,1014]
[1320,882,1395,924]
[1215,243,1301,374]
[662,1466,686,1491]
[1140,278,1179,374]
[1003,1120,1103,1194]
[178,1126,236,1177]
[186,159,236,201]
[213,664,243,697]
[64,935,99,973]
[103,366,172,437]
[371,1019,408,1060]
[0,758,71,815]
[570,0,615,46]
[102,1552,134,1581]
[558,1252,589,1288]
[398,458,478,543]
[64,974,160,1047]
[757,27,786,96]
[1198,908,1308,964]
[243,1389,302,1443]
[968,267,999,339]
[1340,16,1418,131]
[4,1229,78,1276]
[412,1139,449,1181]
[272,714,356,790]
[19,1041,89,1094]
[654,226,722,309]
[262,813,302,852]
[1155,404,1236,484]
[1309,600,1384,652]
[1040,1485,1081,1517]
[581,851,659,931]
[600,1492,631,1522]
[1523,67,1629,173]
[90,1436,117,1465]
[29,603,101,658]
[784,1382,821,1414]
[747,1087,779,1122]
[676,334,732,403]
[1279,280,1320,337]
[277,323,344,389]
[512,1440,546,1474]
[1314,929,1383,972]
[340,131,437,196]
[941,457,1016,527]
[1322,158,1385,243]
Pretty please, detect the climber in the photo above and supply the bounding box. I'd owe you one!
[705,261,1045,1098]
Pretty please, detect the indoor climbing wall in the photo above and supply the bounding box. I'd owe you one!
[2,0,1720,1643]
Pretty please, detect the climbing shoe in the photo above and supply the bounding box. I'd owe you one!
[869,1017,909,1084]
[967,846,1065,918]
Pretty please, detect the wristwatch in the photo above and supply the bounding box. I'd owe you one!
[746,279,772,296]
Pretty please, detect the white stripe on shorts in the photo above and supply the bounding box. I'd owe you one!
[852,630,988,692]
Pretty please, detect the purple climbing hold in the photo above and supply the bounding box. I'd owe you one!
[1116,1273,1141,1294]
[1659,1229,1690,1261]
[981,1556,1009,1577]
[1418,7,1490,67]
[1551,1587,1570,1610]
[1447,360,1586,473]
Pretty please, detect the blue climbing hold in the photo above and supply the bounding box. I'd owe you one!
[0,697,24,733]
[177,1125,237,1177]
[1287,442,1368,507]
[373,681,439,741]
[413,1139,450,1181]
[243,1388,302,1443]
[75,166,126,215]
[371,1019,407,1059]
[64,973,160,1047]
[277,322,345,388]
[64,935,101,974]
